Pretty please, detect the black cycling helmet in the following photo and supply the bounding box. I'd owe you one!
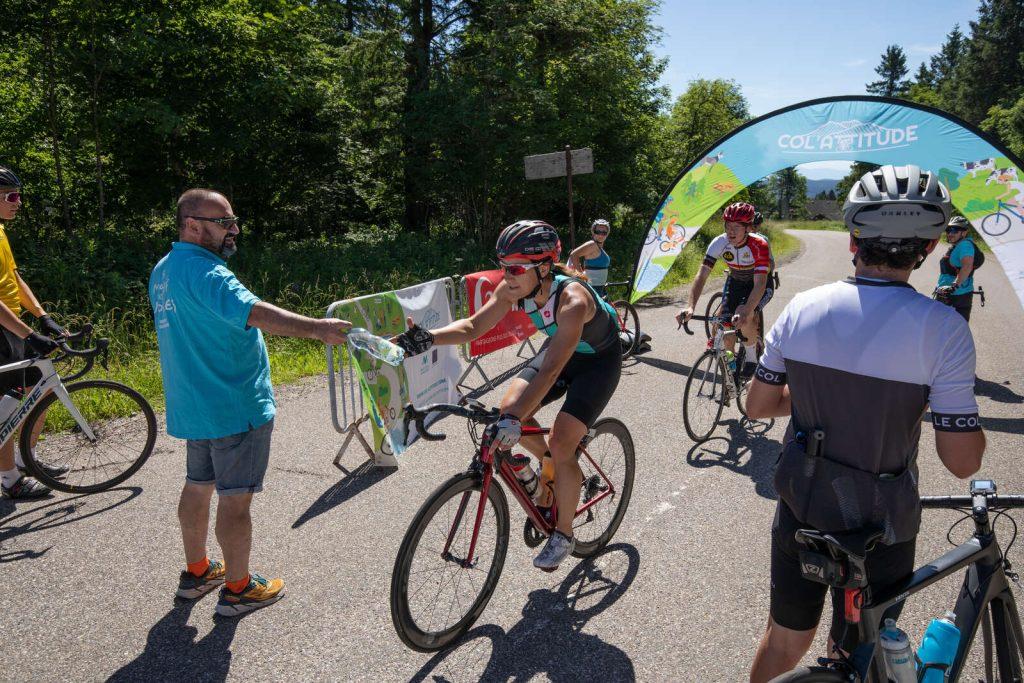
[495,220,561,263]
[753,211,764,227]
[946,216,971,232]
[0,166,22,189]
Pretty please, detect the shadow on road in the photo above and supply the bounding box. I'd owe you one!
[0,487,142,564]
[408,543,641,682]
[974,377,1024,404]
[685,419,780,500]
[292,459,395,529]
[633,355,691,378]
[108,598,241,682]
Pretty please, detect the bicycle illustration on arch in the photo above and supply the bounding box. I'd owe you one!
[980,200,1024,237]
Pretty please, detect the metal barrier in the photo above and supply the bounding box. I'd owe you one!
[325,276,537,469]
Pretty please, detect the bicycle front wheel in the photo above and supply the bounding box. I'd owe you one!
[683,351,726,442]
[612,300,640,358]
[767,667,848,682]
[573,418,635,557]
[21,380,157,493]
[390,472,510,652]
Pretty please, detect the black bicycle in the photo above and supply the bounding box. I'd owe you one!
[603,280,640,359]
[771,479,1024,682]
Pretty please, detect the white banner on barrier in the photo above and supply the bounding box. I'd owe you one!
[396,279,462,434]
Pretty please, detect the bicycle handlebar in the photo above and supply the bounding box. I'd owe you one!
[403,402,500,443]
[50,324,111,373]
[921,494,1024,509]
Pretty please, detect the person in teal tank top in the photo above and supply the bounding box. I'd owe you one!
[568,218,612,297]
[394,220,622,573]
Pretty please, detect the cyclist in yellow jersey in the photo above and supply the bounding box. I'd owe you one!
[0,166,70,499]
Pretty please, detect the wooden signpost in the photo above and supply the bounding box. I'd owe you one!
[524,146,593,253]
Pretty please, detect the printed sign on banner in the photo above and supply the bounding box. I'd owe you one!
[465,270,537,357]
[395,279,462,445]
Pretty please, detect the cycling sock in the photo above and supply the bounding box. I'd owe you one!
[743,343,758,363]
[226,575,251,593]
[13,452,24,468]
[1,468,20,487]
[187,557,211,577]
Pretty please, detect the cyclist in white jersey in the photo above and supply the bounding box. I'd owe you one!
[745,165,986,681]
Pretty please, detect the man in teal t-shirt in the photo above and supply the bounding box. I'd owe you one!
[935,216,978,323]
[150,188,350,616]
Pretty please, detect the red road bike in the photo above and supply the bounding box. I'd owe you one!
[390,400,635,651]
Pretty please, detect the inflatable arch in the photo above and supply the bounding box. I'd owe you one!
[630,96,1024,309]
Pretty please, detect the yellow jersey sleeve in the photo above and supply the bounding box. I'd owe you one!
[0,225,23,316]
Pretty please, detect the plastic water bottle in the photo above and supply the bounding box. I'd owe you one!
[0,391,19,425]
[880,619,917,683]
[723,349,737,374]
[510,455,538,497]
[918,610,960,682]
[348,327,405,366]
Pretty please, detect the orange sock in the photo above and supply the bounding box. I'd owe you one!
[187,557,210,577]
[226,575,251,594]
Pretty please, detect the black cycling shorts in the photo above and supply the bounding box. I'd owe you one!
[0,328,40,397]
[721,277,774,319]
[769,501,916,650]
[516,340,621,427]
[946,292,972,323]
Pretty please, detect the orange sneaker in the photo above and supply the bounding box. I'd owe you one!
[215,574,285,616]
[176,560,226,599]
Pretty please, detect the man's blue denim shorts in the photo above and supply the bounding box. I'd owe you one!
[185,419,274,495]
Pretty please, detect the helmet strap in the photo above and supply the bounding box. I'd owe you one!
[522,261,552,302]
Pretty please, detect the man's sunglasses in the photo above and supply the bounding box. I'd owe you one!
[592,228,609,235]
[186,215,240,228]
[2,191,21,204]
[497,261,543,276]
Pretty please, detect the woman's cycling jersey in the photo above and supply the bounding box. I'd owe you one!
[703,233,773,281]
[518,274,620,354]
[583,247,610,288]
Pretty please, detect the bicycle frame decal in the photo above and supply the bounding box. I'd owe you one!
[629,96,1024,312]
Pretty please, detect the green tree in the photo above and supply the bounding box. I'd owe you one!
[768,168,807,220]
[930,24,967,86]
[666,78,749,172]
[955,0,1024,124]
[866,45,910,97]
[835,162,881,207]
[982,96,1024,158]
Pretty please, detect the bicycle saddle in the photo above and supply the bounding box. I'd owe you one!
[795,528,884,561]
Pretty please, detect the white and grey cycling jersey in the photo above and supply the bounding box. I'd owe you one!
[757,276,978,430]
[756,276,980,542]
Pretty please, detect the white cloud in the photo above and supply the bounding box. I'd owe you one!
[843,59,867,68]
[907,44,940,55]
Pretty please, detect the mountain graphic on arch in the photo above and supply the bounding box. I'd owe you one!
[804,120,894,139]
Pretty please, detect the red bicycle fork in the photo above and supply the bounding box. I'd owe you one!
[440,428,616,567]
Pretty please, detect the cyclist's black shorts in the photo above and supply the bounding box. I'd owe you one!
[947,292,972,322]
[0,329,40,397]
[721,276,774,319]
[517,340,621,428]
[770,501,916,649]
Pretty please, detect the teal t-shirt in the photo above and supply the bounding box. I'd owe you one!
[938,240,976,296]
[149,242,275,440]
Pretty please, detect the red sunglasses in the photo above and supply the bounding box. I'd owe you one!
[497,261,543,276]
[2,192,21,204]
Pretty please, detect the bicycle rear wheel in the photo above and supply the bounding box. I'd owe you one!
[767,667,848,682]
[683,351,726,442]
[704,291,724,338]
[21,380,156,494]
[572,418,635,557]
[611,300,639,358]
[391,472,509,652]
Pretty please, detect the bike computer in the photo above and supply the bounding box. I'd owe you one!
[971,479,997,496]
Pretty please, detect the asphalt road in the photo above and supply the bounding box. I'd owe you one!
[3,230,1023,682]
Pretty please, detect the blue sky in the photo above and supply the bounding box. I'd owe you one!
[652,0,980,179]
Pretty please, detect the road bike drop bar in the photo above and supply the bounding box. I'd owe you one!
[402,402,500,443]
[679,314,748,342]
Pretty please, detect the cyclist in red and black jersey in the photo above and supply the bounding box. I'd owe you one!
[675,202,774,380]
